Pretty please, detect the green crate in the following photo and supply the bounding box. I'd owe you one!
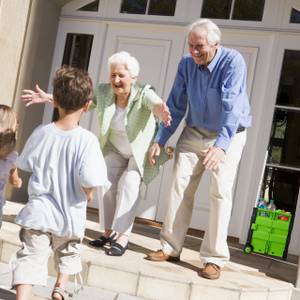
[244,208,292,258]
[251,230,269,253]
[267,233,286,257]
[266,211,291,257]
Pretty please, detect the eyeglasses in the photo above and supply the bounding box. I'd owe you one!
[188,43,216,52]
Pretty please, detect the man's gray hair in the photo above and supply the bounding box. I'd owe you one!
[108,51,140,78]
[188,19,221,45]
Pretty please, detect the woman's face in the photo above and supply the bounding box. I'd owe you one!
[109,64,135,98]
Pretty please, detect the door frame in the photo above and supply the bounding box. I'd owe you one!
[238,33,300,255]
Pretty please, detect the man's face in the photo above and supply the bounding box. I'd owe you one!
[188,27,218,66]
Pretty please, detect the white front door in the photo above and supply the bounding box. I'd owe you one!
[45,19,186,218]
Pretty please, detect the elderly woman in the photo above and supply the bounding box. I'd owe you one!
[21,51,171,256]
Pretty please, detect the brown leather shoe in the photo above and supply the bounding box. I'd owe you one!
[146,250,180,262]
[199,263,221,279]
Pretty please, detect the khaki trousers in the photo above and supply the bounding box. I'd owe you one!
[161,126,247,267]
[11,228,81,286]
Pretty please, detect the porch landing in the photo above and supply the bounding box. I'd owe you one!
[0,201,295,300]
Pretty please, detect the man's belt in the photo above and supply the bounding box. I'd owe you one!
[236,126,246,133]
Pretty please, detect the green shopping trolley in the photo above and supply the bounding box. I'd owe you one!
[243,207,293,259]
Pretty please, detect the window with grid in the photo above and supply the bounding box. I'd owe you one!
[120,0,177,16]
[260,50,300,215]
[77,0,99,12]
[52,33,94,122]
[290,7,300,24]
[201,0,265,21]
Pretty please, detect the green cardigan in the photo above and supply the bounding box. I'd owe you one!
[91,83,170,184]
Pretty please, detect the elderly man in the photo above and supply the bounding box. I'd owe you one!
[147,18,251,280]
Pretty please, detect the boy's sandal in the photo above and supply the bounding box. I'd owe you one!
[51,287,72,300]
[89,232,117,248]
[106,242,128,256]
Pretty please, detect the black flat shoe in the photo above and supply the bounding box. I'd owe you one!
[106,242,128,256]
[89,232,117,248]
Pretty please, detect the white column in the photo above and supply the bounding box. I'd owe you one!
[0,0,31,106]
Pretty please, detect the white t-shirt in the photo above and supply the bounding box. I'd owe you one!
[109,105,132,157]
[16,123,110,238]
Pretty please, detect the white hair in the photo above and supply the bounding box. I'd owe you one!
[188,19,221,45]
[108,51,140,78]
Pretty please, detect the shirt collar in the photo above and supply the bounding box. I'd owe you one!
[198,46,222,73]
[127,83,139,104]
[206,46,222,72]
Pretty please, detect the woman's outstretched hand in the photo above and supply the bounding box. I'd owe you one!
[21,84,53,107]
[148,142,161,166]
[153,102,172,127]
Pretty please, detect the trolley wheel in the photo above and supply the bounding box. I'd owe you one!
[243,244,253,254]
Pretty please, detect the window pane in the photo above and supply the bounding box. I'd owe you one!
[201,0,232,19]
[232,0,265,21]
[62,33,93,70]
[78,0,99,12]
[276,50,300,107]
[52,33,93,122]
[120,0,147,14]
[268,109,300,168]
[260,166,300,215]
[290,8,300,24]
[148,0,176,16]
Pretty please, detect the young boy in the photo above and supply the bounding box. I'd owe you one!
[11,66,110,300]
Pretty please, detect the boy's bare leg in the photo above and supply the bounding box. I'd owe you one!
[52,273,69,300]
[15,284,32,300]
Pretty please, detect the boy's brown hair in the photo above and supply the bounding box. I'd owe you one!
[53,66,93,113]
[0,105,17,160]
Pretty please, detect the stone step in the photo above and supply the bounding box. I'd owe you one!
[0,201,295,300]
[0,262,148,300]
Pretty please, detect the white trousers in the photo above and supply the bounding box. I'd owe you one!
[161,126,247,267]
[99,145,141,236]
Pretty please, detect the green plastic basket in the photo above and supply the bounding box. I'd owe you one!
[246,208,292,258]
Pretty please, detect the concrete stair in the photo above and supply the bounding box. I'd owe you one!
[0,262,148,299]
[0,201,296,300]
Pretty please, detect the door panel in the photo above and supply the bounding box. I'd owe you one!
[96,23,185,219]
[157,33,259,232]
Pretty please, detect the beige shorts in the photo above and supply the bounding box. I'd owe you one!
[11,228,82,286]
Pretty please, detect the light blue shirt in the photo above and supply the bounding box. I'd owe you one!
[155,46,252,151]
[16,123,110,238]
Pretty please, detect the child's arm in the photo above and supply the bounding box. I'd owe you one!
[82,187,94,202]
[9,168,22,188]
